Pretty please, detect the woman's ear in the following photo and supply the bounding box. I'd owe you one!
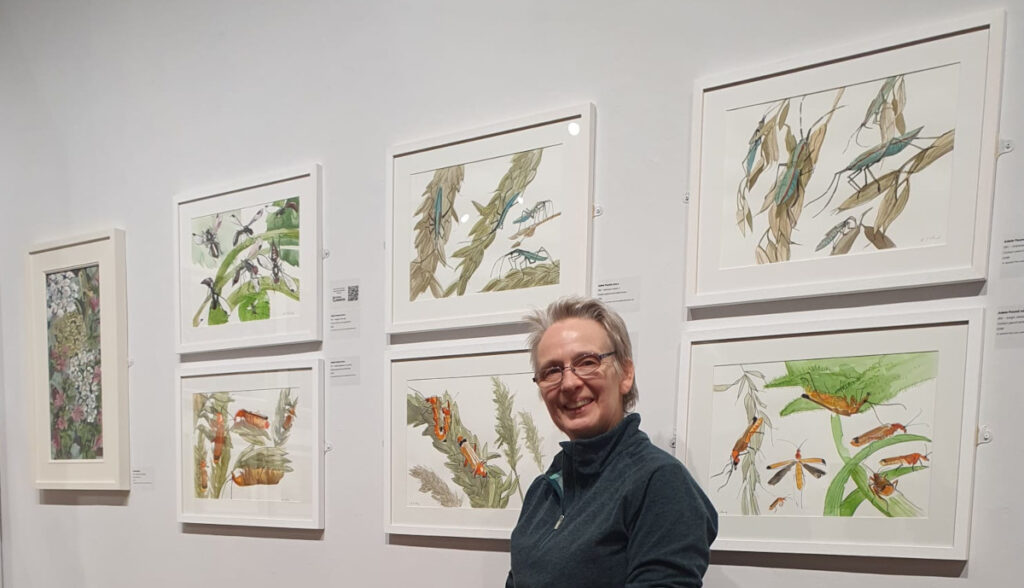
[618,359,635,396]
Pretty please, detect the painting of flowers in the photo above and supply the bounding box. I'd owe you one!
[46,265,103,460]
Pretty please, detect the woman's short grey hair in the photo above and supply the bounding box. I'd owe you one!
[525,296,638,412]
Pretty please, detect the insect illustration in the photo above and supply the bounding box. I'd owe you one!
[258,239,297,293]
[212,413,226,465]
[879,451,930,469]
[234,409,270,429]
[192,214,223,258]
[491,246,551,277]
[457,435,488,478]
[231,238,264,292]
[425,185,460,266]
[232,467,285,486]
[769,496,789,512]
[766,445,826,491]
[200,277,225,311]
[800,388,867,416]
[199,459,209,493]
[512,199,553,227]
[868,470,897,499]
[711,416,764,490]
[851,411,921,446]
[490,192,523,234]
[845,75,905,151]
[815,216,859,252]
[426,396,451,442]
[766,102,844,209]
[231,207,265,246]
[283,405,297,431]
[273,199,299,218]
[810,126,924,216]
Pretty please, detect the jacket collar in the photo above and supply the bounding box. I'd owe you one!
[558,413,640,476]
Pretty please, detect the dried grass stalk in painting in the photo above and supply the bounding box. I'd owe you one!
[447,149,547,296]
[406,148,563,300]
[714,352,936,517]
[46,266,103,460]
[410,165,465,300]
[407,377,547,508]
[190,197,301,327]
[409,465,463,507]
[192,388,297,499]
[733,71,955,263]
[711,368,772,515]
[746,90,844,263]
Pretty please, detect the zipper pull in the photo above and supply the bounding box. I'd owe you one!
[553,514,564,530]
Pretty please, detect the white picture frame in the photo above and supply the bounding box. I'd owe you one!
[387,104,596,333]
[27,229,130,490]
[176,358,324,529]
[386,337,566,538]
[174,164,323,353]
[686,12,1004,307]
[677,302,984,559]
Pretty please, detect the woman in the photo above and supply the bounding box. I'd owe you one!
[507,297,717,587]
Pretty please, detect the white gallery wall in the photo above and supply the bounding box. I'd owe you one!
[1,1,1022,586]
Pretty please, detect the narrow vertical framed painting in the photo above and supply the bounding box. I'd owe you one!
[387,337,566,538]
[177,358,324,529]
[686,12,1004,307]
[28,229,129,490]
[387,104,596,333]
[677,303,984,559]
[174,164,323,353]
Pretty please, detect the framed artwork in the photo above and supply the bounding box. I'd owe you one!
[677,304,983,559]
[387,338,566,538]
[174,164,323,353]
[686,12,1004,307]
[387,104,596,333]
[27,229,129,490]
[177,358,324,529]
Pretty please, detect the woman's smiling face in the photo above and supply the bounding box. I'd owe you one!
[535,318,634,441]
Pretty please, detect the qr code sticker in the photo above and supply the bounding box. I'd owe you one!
[347,285,359,302]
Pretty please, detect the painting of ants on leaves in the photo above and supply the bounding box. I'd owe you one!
[175,165,322,353]
[177,359,323,529]
[388,344,565,539]
[388,105,595,333]
[687,13,1003,306]
[678,305,983,559]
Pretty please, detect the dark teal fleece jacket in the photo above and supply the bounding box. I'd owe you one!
[507,413,717,587]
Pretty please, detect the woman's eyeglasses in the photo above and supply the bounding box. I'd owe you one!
[533,351,615,388]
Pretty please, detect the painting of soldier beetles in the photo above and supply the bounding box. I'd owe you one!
[178,359,323,528]
[176,165,322,352]
[46,265,104,460]
[681,308,983,558]
[390,347,566,537]
[710,352,936,518]
[404,370,562,510]
[389,105,595,333]
[687,19,1002,307]
[190,387,300,501]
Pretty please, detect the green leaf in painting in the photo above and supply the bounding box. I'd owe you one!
[280,247,299,267]
[208,306,229,326]
[266,197,300,231]
[237,290,271,321]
